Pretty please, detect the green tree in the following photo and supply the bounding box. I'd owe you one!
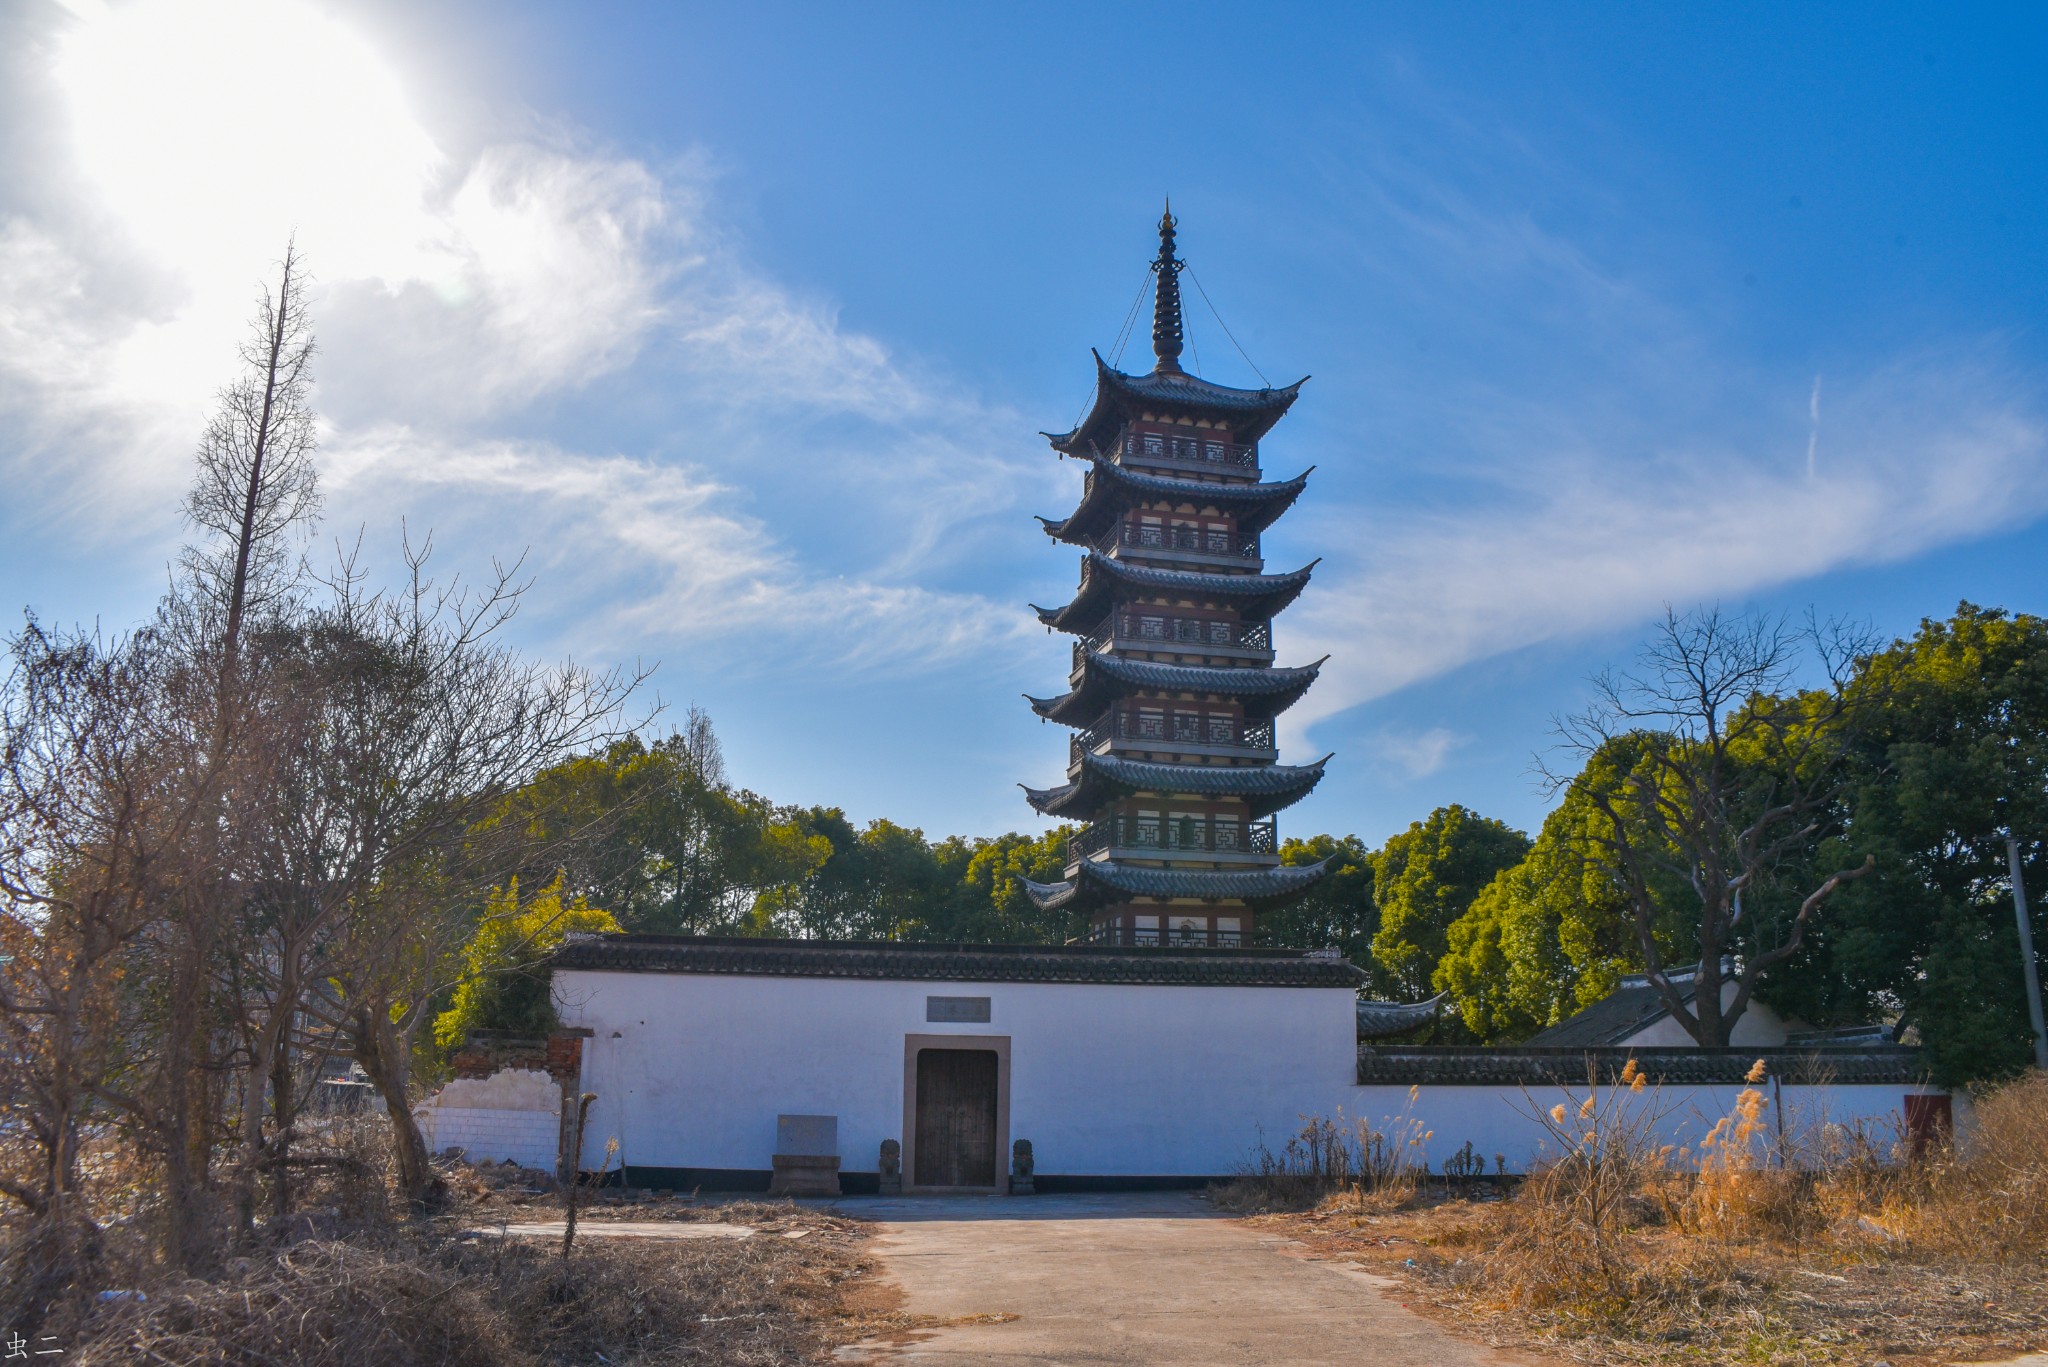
[482,712,784,934]
[1437,736,1691,1040]
[1264,834,1377,976]
[1782,604,2048,1084]
[1369,805,1531,1001]
[934,828,1076,943]
[749,811,948,939]
[432,877,620,1047]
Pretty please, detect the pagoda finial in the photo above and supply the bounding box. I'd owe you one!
[1150,200,1186,374]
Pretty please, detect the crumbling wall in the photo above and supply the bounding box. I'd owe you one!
[417,1030,589,1172]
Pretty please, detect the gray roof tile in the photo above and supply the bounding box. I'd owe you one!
[552,932,1363,988]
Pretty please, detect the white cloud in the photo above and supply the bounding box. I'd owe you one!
[1366,726,1467,779]
[0,0,1046,682]
[1289,350,2047,733]
[1269,87,2048,746]
[323,427,1037,674]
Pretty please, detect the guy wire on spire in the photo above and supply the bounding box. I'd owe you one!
[1150,202,1186,373]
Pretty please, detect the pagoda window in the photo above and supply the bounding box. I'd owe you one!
[1137,615,1167,640]
[1173,712,1204,741]
[1204,527,1231,553]
[1170,435,1200,461]
[1207,621,1231,644]
[1133,811,1162,845]
[1172,618,1204,643]
[1137,522,1165,548]
[1214,817,1242,850]
[1135,708,1166,739]
[1203,440,1226,463]
[1141,432,1165,455]
[1206,714,1234,743]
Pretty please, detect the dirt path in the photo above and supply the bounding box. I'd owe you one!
[834,1191,1542,1366]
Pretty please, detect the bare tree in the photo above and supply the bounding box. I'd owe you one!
[128,242,326,1263]
[1549,607,1877,1046]
[0,620,190,1325]
[183,239,320,669]
[284,540,646,1209]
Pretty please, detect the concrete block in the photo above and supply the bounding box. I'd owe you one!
[775,1114,837,1157]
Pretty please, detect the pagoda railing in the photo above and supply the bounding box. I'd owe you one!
[1097,522,1261,561]
[1070,710,1276,763]
[1078,924,1256,949]
[1070,617,1271,672]
[1068,816,1278,864]
[1108,431,1258,471]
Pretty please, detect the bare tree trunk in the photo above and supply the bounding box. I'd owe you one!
[161,908,220,1272]
[351,1007,445,1212]
[268,1029,293,1226]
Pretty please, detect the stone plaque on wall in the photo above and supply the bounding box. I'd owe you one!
[926,995,991,1023]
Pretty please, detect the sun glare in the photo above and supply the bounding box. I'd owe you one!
[53,0,448,293]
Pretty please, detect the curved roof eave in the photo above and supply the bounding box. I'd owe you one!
[1074,856,1340,912]
[1029,654,1327,727]
[1038,552,1318,634]
[1040,460,1313,545]
[1053,351,1309,453]
[1023,753,1333,818]
[1357,993,1445,1040]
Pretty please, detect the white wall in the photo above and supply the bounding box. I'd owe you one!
[1347,1080,1930,1175]
[417,1106,560,1170]
[555,969,1359,1178]
[556,969,1942,1181]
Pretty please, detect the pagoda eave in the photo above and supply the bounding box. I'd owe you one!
[1037,551,1316,634]
[1028,654,1326,727]
[1038,459,1313,547]
[1022,857,1337,916]
[1022,752,1333,820]
[1050,351,1308,456]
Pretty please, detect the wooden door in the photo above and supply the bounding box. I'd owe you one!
[914,1048,998,1188]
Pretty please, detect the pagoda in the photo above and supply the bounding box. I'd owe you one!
[1021,210,1332,948]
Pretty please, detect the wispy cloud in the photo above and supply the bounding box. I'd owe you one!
[324,427,1037,674]
[1279,77,2048,743]
[1290,348,2046,735]
[1366,726,1468,779]
[0,0,1045,680]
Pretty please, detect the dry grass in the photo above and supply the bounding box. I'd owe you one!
[1241,1070,2048,1367]
[1211,1095,1439,1213]
[4,1132,885,1366]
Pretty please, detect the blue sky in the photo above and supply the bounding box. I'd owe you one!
[2,0,2044,845]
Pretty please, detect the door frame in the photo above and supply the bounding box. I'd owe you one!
[901,1033,1011,1195]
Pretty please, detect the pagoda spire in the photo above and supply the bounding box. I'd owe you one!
[1149,201,1186,374]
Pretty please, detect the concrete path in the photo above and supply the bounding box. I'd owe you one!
[834,1192,1537,1366]
[471,1220,756,1240]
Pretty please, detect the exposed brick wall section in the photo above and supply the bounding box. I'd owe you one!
[450,1029,589,1085]
[545,1033,584,1082]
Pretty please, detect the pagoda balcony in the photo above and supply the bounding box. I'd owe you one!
[1077,924,1257,949]
[1108,431,1259,476]
[1071,618,1274,673]
[1096,522,1262,568]
[1070,711,1276,766]
[1068,815,1279,867]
